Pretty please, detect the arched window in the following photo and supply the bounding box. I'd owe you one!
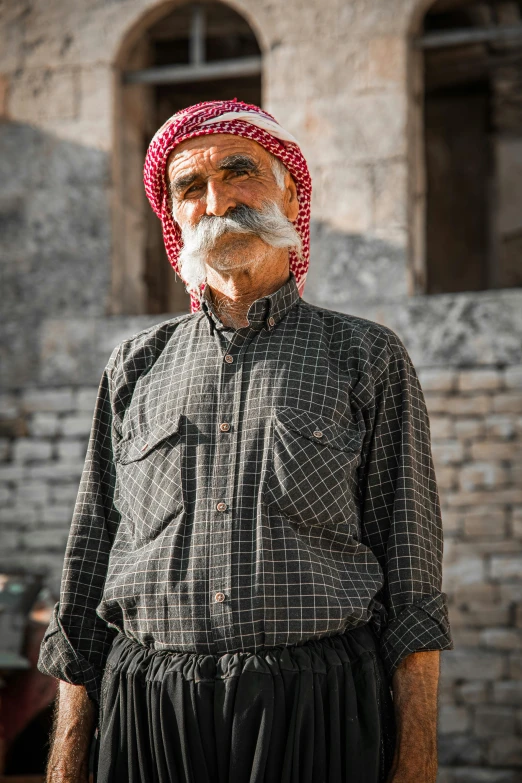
[113,2,262,315]
[413,0,522,294]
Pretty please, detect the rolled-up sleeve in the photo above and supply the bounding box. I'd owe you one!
[358,332,453,679]
[37,345,122,703]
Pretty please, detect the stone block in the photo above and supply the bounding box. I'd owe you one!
[470,442,521,461]
[454,419,485,440]
[28,413,60,437]
[454,583,499,604]
[443,541,485,589]
[418,369,456,393]
[500,584,522,603]
[27,462,84,481]
[22,389,75,413]
[485,416,517,440]
[430,417,454,440]
[480,628,522,650]
[458,369,503,392]
[492,680,522,705]
[435,466,457,492]
[447,767,519,782]
[439,705,470,734]
[9,68,78,123]
[505,366,522,389]
[493,394,522,415]
[373,161,407,229]
[76,388,99,413]
[438,734,484,766]
[41,505,73,526]
[432,441,465,466]
[0,438,10,461]
[364,37,406,88]
[459,463,508,493]
[0,464,26,482]
[463,510,507,538]
[13,438,53,463]
[424,395,453,414]
[22,528,69,552]
[446,489,522,508]
[0,529,21,553]
[315,163,373,232]
[16,481,49,505]
[0,504,38,525]
[51,484,80,504]
[441,649,505,681]
[456,681,488,704]
[448,604,511,629]
[56,440,86,461]
[58,415,93,438]
[0,394,18,419]
[491,555,522,581]
[446,396,492,416]
[474,706,517,737]
[509,653,522,678]
[442,511,461,534]
[488,736,522,766]
[0,485,14,504]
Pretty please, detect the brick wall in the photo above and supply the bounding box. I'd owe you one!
[418,366,522,780]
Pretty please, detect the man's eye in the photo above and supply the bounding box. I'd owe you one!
[232,169,249,177]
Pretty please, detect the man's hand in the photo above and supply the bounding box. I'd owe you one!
[386,650,440,783]
[46,681,96,783]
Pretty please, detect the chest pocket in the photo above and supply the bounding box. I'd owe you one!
[263,407,363,528]
[114,415,184,545]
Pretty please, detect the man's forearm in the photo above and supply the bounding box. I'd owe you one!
[47,681,96,783]
[387,650,440,783]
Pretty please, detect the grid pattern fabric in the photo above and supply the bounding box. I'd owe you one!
[38,274,452,702]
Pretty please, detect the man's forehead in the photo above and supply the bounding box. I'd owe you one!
[167,134,267,176]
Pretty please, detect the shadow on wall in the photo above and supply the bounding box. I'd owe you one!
[0,122,111,387]
[307,220,408,305]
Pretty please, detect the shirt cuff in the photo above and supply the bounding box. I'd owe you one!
[379,593,453,679]
[37,605,104,704]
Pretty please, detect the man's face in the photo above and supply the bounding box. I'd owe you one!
[167,134,299,280]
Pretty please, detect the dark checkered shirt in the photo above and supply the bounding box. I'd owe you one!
[38,272,452,702]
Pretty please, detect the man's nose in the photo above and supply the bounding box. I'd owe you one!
[205,180,236,217]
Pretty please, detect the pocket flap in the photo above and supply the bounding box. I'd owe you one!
[115,414,182,464]
[275,407,362,452]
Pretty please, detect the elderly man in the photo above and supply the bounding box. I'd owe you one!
[39,100,452,783]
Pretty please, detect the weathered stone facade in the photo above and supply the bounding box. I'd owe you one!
[0,0,521,779]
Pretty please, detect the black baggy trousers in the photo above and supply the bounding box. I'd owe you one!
[94,624,396,783]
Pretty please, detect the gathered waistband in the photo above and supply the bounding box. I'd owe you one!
[105,624,380,683]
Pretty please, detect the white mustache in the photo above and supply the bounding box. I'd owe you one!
[177,201,302,292]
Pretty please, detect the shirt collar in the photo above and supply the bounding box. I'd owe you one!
[200,272,300,332]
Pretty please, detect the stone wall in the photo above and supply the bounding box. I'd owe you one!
[0,0,521,780]
[418,366,522,779]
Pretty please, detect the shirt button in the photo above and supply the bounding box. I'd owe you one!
[268,316,275,327]
[219,422,231,432]
[215,592,226,603]
[216,501,228,512]
[224,354,234,363]
[313,430,323,439]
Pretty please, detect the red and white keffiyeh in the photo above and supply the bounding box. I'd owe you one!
[143,99,312,313]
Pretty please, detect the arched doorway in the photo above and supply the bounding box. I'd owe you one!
[411,0,522,294]
[112,1,263,315]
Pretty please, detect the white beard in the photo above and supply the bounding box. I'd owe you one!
[177,200,302,291]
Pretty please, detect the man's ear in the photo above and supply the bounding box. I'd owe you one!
[284,173,299,222]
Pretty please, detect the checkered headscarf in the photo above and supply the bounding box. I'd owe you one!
[143,99,312,312]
